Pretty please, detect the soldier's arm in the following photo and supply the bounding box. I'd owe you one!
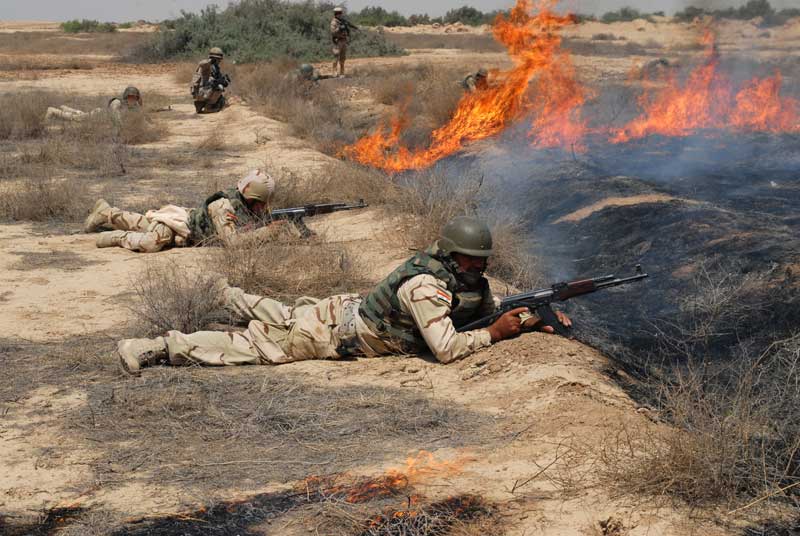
[207,198,238,243]
[397,274,492,364]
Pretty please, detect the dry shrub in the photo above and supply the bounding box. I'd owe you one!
[369,71,416,105]
[130,262,227,336]
[173,62,197,85]
[269,160,400,209]
[600,267,800,509]
[116,110,166,145]
[395,167,541,289]
[0,177,88,222]
[234,62,357,154]
[196,130,226,152]
[0,92,52,140]
[212,233,370,301]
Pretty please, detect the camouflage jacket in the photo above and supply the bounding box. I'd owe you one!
[187,188,262,245]
[359,244,495,357]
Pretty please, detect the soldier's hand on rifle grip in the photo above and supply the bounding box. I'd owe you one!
[522,310,572,334]
[486,307,529,342]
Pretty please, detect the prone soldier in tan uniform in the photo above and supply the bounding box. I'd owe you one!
[115,216,571,374]
[45,86,143,122]
[83,170,275,253]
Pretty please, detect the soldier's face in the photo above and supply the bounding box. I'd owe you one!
[246,199,267,213]
[126,95,140,107]
[452,253,488,274]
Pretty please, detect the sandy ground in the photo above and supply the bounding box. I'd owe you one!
[2,18,787,535]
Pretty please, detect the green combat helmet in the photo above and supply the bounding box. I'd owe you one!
[438,216,493,257]
[209,47,224,60]
[121,86,142,105]
[299,63,314,79]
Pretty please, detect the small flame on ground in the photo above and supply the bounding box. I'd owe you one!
[343,0,587,172]
[612,31,800,143]
[303,450,470,504]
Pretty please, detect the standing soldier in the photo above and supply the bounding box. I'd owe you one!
[462,68,490,93]
[330,7,355,78]
[83,170,276,253]
[191,47,231,114]
[114,216,572,374]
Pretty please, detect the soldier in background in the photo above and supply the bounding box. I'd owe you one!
[45,86,142,122]
[191,47,230,113]
[114,216,571,374]
[330,7,356,78]
[462,68,490,93]
[83,170,276,253]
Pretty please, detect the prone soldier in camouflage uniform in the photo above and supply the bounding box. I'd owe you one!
[462,68,490,93]
[83,170,275,253]
[191,47,230,114]
[115,216,571,374]
[46,86,143,122]
[330,7,352,78]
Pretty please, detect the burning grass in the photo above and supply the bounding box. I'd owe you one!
[344,0,589,172]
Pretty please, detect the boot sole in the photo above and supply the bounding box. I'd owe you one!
[84,199,110,233]
[116,350,141,376]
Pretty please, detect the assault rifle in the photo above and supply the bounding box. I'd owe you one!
[270,199,368,223]
[339,17,360,32]
[457,265,649,336]
[214,73,231,89]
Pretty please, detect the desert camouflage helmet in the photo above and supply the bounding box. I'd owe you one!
[333,6,344,13]
[209,47,224,59]
[438,216,493,257]
[122,86,141,100]
[476,67,489,78]
[237,169,275,202]
[300,63,314,76]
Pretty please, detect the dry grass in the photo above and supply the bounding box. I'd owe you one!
[385,32,504,52]
[600,267,800,510]
[234,61,360,154]
[0,31,149,56]
[173,61,197,85]
[212,233,371,302]
[195,130,226,152]
[0,177,88,222]
[129,263,228,336]
[0,56,93,71]
[0,92,52,140]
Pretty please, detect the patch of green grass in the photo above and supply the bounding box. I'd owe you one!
[61,19,117,33]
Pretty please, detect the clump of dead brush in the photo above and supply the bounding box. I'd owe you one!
[0,176,88,222]
[211,232,371,302]
[129,262,228,336]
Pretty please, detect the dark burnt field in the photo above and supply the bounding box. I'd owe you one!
[454,132,800,365]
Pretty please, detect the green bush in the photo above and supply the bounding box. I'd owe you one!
[443,6,504,26]
[130,0,404,63]
[61,19,117,33]
[351,7,411,27]
[675,0,799,26]
[600,7,651,23]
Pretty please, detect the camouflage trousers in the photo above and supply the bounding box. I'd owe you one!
[45,105,103,122]
[165,288,363,366]
[97,203,191,252]
[195,86,223,106]
[332,40,348,76]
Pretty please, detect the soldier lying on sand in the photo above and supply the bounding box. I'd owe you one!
[45,86,142,122]
[115,216,572,374]
[84,170,278,253]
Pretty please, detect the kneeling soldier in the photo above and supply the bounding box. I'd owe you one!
[115,216,571,374]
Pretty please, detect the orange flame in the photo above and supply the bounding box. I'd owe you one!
[303,450,470,504]
[343,0,586,172]
[612,32,800,143]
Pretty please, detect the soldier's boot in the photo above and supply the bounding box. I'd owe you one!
[116,337,168,376]
[95,230,126,248]
[84,199,112,232]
